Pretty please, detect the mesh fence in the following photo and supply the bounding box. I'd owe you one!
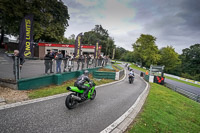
[0,52,111,81]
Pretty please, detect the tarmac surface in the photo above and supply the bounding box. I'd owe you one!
[132,68,200,95]
[0,68,146,133]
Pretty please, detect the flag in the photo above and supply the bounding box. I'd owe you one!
[94,41,99,59]
[74,33,82,58]
[19,14,34,58]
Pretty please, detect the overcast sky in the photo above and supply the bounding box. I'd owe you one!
[63,0,200,54]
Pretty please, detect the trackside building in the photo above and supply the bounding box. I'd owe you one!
[38,43,102,59]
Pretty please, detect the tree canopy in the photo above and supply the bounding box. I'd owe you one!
[0,0,70,44]
[180,44,200,78]
[82,25,115,56]
[132,34,161,67]
[158,46,181,72]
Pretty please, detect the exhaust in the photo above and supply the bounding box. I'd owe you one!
[71,95,81,101]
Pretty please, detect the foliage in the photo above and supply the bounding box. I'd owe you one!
[128,83,200,133]
[63,34,75,44]
[180,44,200,80]
[82,25,115,56]
[158,46,181,72]
[0,0,70,43]
[120,51,135,62]
[115,47,128,60]
[132,34,161,67]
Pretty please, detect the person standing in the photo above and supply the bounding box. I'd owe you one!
[44,51,51,74]
[55,50,63,73]
[49,50,55,73]
[86,54,91,68]
[12,50,25,80]
[77,55,82,71]
[81,54,85,70]
[63,52,70,72]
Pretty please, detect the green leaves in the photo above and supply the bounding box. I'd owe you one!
[82,25,115,56]
[0,0,70,42]
[132,34,161,66]
[159,46,181,72]
[180,44,200,80]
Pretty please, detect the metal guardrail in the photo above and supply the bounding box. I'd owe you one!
[165,83,200,103]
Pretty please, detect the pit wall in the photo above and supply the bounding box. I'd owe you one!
[18,67,100,90]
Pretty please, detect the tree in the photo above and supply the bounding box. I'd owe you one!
[180,44,200,79]
[158,46,181,73]
[82,25,111,55]
[120,51,134,62]
[0,0,70,45]
[132,34,160,67]
[105,37,115,56]
[115,47,127,60]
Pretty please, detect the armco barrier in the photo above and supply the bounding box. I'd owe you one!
[162,73,200,85]
[93,71,116,80]
[115,69,125,80]
[165,83,200,103]
[18,67,100,90]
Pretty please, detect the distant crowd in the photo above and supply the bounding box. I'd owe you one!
[44,50,110,74]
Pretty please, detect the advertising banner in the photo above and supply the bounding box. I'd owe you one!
[94,41,99,59]
[74,33,82,58]
[19,14,34,58]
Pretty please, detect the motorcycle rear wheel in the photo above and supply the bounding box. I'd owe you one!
[65,93,78,109]
[90,89,96,100]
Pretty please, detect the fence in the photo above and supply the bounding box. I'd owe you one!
[165,83,200,103]
[0,54,111,81]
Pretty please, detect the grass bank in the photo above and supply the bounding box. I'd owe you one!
[127,83,200,133]
[28,76,114,99]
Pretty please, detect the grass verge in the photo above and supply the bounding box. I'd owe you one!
[129,63,200,88]
[129,63,146,72]
[127,83,200,133]
[165,76,200,88]
[28,76,115,99]
[112,64,123,70]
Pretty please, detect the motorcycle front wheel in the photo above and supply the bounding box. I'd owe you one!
[65,93,78,109]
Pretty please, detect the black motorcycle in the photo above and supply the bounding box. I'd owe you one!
[128,75,134,84]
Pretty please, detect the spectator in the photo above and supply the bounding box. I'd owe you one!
[49,50,55,73]
[12,50,25,79]
[44,51,51,74]
[77,55,82,70]
[81,54,85,70]
[63,52,70,72]
[55,50,63,73]
[86,54,91,68]
[68,56,72,72]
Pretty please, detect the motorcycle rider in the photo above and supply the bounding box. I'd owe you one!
[74,70,91,100]
[128,69,135,80]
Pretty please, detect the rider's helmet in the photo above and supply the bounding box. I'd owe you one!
[84,70,89,76]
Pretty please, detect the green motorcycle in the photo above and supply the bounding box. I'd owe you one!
[65,81,96,109]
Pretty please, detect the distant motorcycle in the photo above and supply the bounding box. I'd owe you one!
[65,81,96,109]
[128,75,134,84]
